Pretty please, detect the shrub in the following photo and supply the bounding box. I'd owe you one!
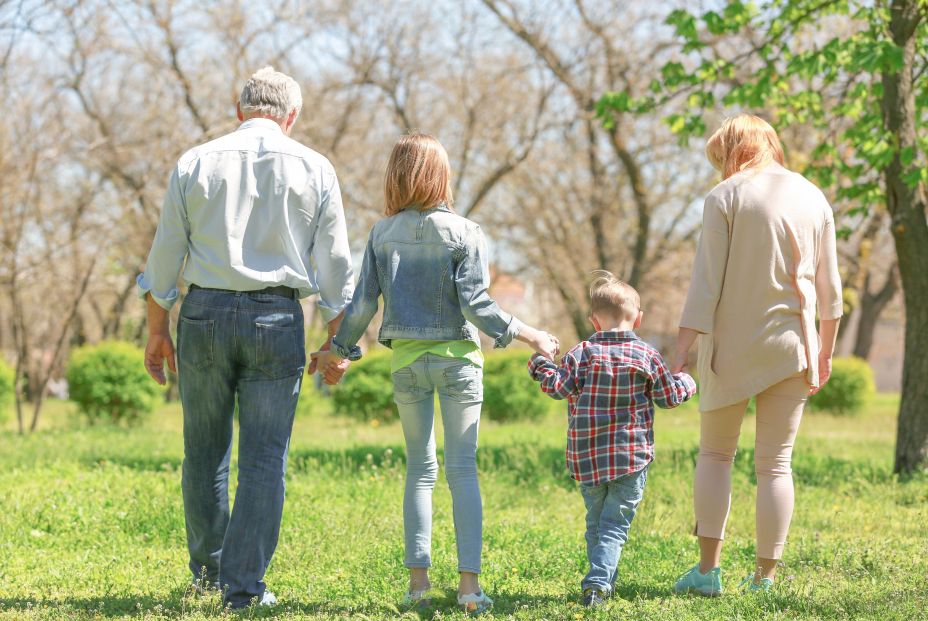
[483,350,551,422]
[332,350,396,422]
[0,358,14,423]
[331,348,552,423]
[67,341,161,426]
[809,356,875,416]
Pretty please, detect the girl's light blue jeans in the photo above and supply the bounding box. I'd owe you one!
[391,353,484,574]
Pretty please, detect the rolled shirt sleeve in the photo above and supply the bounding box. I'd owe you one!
[815,207,843,320]
[680,193,730,333]
[137,167,190,310]
[311,172,355,323]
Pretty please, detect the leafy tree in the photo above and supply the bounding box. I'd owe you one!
[599,0,927,472]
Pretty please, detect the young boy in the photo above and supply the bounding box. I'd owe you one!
[528,271,697,607]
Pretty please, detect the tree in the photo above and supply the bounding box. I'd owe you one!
[606,0,927,473]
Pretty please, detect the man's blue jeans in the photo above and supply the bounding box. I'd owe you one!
[392,354,484,574]
[579,466,648,594]
[177,287,305,608]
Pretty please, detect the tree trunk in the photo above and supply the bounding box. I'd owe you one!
[852,266,898,360]
[882,0,928,474]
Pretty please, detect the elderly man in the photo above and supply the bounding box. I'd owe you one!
[138,67,353,608]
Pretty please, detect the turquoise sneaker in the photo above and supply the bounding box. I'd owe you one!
[673,564,723,597]
[739,575,773,592]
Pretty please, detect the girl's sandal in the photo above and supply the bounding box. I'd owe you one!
[400,588,431,609]
[457,590,494,615]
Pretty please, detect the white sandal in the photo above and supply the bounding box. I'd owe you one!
[400,587,431,608]
[458,590,494,615]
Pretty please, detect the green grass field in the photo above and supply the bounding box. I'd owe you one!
[1,391,925,620]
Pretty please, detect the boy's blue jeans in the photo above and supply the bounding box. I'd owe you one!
[579,465,648,594]
[176,288,305,608]
[391,354,484,574]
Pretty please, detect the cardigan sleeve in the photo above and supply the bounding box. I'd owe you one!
[680,193,730,333]
[815,206,843,320]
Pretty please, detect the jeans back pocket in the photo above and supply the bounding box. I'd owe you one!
[178,317,215,370]
[441,362,483,403]
[255,315,305,379]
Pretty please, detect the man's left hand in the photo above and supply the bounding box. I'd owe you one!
[145,333,177,385]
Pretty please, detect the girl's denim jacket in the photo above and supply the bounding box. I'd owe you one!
[331,204,524,360]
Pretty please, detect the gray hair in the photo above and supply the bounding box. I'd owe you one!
[238,66,302,120]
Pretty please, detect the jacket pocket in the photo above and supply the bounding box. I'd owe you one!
[178,317,214,370]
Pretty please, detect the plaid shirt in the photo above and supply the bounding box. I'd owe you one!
[528,331,697,485]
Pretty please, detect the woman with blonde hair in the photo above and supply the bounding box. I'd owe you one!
[317,133,558,613]
[671,114,842,594]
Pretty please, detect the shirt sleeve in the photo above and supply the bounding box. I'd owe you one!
[649,351,697,409]
[679,193,730,333]
[528,350,582,400]
[136,166,190,310]
[311,171,355,323]
[815,206,843,320]
[454,225,524,348]
[331,230,380,360]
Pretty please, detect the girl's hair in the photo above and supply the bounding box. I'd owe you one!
[384,133,454,216]
[705,114,785,179]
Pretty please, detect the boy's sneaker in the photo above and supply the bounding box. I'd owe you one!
[457,590,493,615]
[581,588,607,607]
[739,575,773,592]
[673,564,723,597]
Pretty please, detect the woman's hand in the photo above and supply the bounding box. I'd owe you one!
[671,327,700,374]
[810,352,832,396]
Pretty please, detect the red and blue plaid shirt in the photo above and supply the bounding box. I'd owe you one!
[529,331,697,485]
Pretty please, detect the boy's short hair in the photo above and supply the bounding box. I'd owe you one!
[589,270,640,321]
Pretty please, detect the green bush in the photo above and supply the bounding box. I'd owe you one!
[67,341,161,426]
[809,356,875,416]
[332,350,396,422]
[331,348,551,423]
[483,350,551,422]
[0,358,14,423]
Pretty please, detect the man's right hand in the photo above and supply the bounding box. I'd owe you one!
[145,333,177,385]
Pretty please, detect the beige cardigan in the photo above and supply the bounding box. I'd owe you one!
[680,163,843,412]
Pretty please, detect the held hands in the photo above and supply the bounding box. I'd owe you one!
[670,351,688,375]
[520,326,560,360]
[144,333,176,385]
[309,349,349,385]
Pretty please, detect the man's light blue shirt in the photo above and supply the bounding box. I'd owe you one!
[137,118,354,321]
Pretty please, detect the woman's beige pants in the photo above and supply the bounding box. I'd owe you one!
[694,373,809,559]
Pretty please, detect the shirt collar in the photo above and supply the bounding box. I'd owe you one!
[238,117,284,133]
[589,330,638,343]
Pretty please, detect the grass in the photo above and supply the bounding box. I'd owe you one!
[0,391,925,620]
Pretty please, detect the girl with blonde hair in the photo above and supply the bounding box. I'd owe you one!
[671,114,842,595]
[318,133,558,613]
